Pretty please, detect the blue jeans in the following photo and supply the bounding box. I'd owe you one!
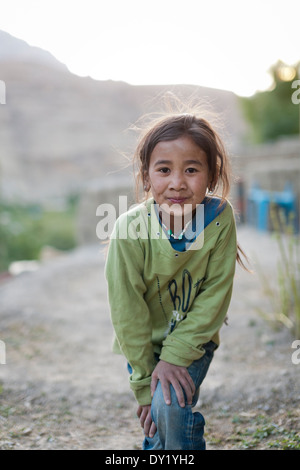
[130,341,217,451]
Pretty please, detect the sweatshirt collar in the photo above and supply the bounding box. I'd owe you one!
[143,197,229,258]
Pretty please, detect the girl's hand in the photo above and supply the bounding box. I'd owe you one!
[151,360,195,408]
[136,405,157,438]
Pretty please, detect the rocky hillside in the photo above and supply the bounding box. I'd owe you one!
[0,30,246,203]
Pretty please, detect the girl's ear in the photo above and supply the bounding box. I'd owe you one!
[143,173,151,192]
[208,180,215,192]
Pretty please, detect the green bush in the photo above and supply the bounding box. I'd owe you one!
[0,201,78,271]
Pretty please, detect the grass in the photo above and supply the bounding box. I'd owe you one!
[256,205,300,339]
[230,413,300,450]
[207,409,300,450]
[0,197,78,271]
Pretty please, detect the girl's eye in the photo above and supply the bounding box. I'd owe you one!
[186,168,197,173]
[158,167,170,174]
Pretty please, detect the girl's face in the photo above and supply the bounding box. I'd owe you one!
[144,136,211,220]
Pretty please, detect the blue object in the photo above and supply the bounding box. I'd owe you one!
[247,182,297,232]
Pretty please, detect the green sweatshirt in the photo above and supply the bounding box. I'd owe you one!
[105,197,237,405]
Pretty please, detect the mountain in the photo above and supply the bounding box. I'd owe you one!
[0,30,246,203]
[0,30,68,72]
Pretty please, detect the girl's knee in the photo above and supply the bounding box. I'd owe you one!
[151,382,189,422]
[151,382,167,417]
[151,383,205,450]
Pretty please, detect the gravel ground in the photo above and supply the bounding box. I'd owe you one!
[0,226,299,450]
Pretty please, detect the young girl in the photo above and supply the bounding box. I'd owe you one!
[105,111,243,450]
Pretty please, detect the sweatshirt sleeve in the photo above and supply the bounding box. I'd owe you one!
[159,207,237,367]
[105,216,157,405]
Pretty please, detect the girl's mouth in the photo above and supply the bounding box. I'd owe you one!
[168,198,187,205]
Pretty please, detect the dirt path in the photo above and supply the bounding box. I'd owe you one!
[0,227,299,450]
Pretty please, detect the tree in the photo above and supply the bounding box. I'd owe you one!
[239,60,300,143]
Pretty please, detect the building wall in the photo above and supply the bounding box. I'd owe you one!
[231,137,300,230]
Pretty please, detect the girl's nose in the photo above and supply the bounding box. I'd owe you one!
[169,173,187,191]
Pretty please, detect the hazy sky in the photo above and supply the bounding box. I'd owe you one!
[0,0,299,96]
